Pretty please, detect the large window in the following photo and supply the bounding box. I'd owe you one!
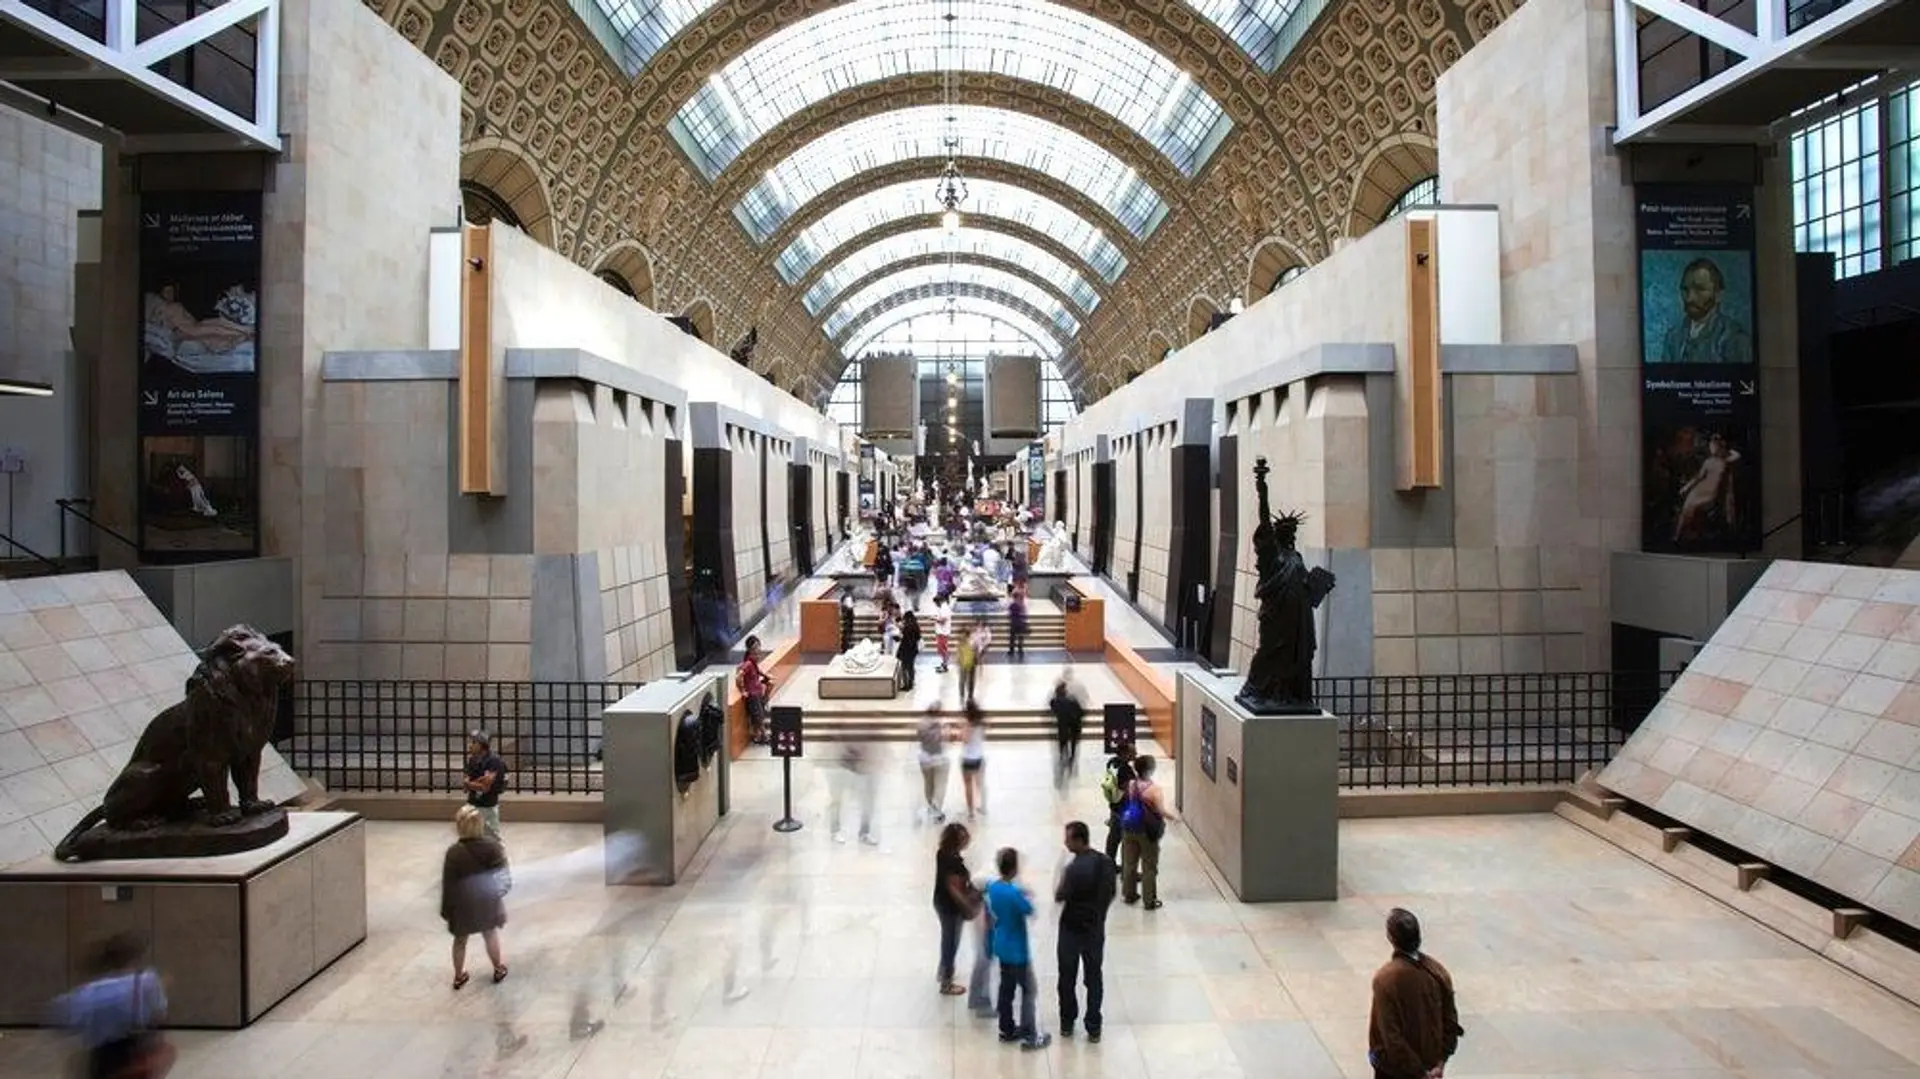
[1789,79,1920,279]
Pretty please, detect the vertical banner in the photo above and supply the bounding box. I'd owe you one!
[1637,185,1761,553]
[1026,439,1045,514]
[137,191,263,560]
[857,442,876,519]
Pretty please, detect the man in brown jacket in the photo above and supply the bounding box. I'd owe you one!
[1367,908,1462,1079]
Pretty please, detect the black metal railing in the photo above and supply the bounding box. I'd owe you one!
[286,680,644,795]
[1317,672,1650,789]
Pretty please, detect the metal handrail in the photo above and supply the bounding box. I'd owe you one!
[55,498,138,561]
[0,530,64,575]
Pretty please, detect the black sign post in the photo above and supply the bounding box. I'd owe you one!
[136,191,265,563]
[1102,702,1137,756]
[770,705,804,832]
[1636,185,1762,553]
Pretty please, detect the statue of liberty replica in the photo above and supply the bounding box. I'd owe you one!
[1237,457,1337,713]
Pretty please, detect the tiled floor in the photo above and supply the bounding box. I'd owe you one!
[6,742,1920,1077]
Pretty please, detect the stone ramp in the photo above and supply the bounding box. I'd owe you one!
[1600,561,1920,927]
[0,572,306,868]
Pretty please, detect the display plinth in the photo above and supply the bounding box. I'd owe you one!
[1176,670,1337,902]
[818,654,899,699]
[0,811,368,1028]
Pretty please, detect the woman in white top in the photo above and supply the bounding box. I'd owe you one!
[960,697,988,820]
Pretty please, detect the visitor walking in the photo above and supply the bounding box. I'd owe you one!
[933,822,980,996]
[829,743,879,845]
[1050,674,1086,789]
[933,596,954,673]
[1006,582,1029,660]
[986,847,1052,1050]
[917,705,952,822]
[1367,908,1463,1079]
[56,933,176,1079]
[1119,755,1177,910]
[897,609,922,691]
[1100,744,1137,860]
[737,636,774,746]
[1055,821,1117,1042]
[442,805,512,990]
[463,732,509,840]
[960,697,988,820]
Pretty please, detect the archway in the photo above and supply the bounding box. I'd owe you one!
[1343,132,1441,239]
[459,141,555,245]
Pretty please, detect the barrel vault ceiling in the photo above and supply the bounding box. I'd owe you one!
[364,0,1525,405]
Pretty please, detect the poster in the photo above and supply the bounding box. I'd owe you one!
[1027,439,1046,513]
[137,191,263,559]
[1636,186,1760,553]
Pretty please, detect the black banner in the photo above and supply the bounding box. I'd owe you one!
[1637,185,1760,553]
[137,191,262,560]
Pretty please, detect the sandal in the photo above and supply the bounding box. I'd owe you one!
[452,972,470,991]
[940,983,967,996]
[492,965,509,983]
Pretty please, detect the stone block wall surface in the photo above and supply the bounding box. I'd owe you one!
[1603,562,1920,928]
[0,572,304,868]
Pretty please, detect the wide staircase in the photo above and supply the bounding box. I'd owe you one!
[842,601,1068,652]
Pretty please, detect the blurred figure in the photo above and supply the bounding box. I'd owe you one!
[56,933,175,1079]
[1049,672,1086,789]
[917,704,952,822]
[933,822,980,996]
[830,742,879,845]
[960,697,989,820]
[442,804,512,989]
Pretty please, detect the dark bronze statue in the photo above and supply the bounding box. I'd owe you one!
[1238,457,1337,714]
[55,625,298,862]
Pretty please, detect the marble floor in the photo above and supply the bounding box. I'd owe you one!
[7,744,1920,1077]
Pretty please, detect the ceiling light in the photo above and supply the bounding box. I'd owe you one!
[0,378,53,397]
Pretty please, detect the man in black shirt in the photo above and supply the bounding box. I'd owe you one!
[463,731,508,839]
[1055,820,1117,1041]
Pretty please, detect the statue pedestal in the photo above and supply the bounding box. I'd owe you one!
[0,811,367,1028]
[1175,671,1337,902]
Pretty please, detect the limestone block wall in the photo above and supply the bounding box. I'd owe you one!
[1135,424,1175,626]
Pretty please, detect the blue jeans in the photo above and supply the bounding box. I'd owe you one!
[997,961,1038,1040]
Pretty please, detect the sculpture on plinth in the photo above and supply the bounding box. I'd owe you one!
[54,625,298,862]
[1237,458,1337,715]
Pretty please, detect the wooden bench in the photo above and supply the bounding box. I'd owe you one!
[1103,637,1176,757]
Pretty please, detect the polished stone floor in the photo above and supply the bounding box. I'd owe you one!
[6,742,1920,1078]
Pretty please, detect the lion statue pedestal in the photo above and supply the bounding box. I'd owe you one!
[55,625,300,862]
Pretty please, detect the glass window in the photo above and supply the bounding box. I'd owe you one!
[804,227,1101,315]
[775,178,1129,285]
[732,106,1169,243]
[1386,176,1439,218]
[824,263,1081,338]
[847,299,1062,358]
[581,0,723,75]
[1791,96,1883,279]
[666,0,1233,179]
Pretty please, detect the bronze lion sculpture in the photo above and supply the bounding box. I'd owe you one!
[55,624,298,862]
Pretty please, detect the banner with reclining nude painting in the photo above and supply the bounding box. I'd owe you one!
[1636,185,1762,555]
[137,191,262,561]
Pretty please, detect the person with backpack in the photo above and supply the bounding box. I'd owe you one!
[1100,745,1137,860]
[1118,755,1177,910]
[1368,908,1463,1079]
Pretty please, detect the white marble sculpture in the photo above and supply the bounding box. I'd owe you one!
[839,637,885,673]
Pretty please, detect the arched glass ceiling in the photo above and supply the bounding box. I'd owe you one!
[776,178,1128,286]
[825,264,1082,339]
[668,0,1232,180]
[733,106,1169,244]
[846,298,1062,359]
[804,228,1101,316]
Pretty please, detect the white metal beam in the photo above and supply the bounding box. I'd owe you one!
[0,0,280,151]
[1614,0,1907,144]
